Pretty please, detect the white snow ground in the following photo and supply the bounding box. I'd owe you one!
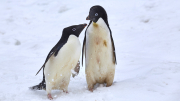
[0,0,180,101]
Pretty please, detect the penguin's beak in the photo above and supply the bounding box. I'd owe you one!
[86,15,90,20]
[86,15,97,23]
[78,24,87,36]
[83,24,87,28]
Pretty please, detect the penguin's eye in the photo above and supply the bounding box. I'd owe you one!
[72,28,76,31]
[95,13,98,16]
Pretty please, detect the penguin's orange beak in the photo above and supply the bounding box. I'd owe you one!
[86,16,90,20]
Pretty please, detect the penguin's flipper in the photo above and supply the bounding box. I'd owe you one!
[72,61,80,78]
[109,28,117,64]
[82,34,86,66]
[31,42,65,89]
[82,21,92,66]
[35,43,65,75]
[35,51,54,75]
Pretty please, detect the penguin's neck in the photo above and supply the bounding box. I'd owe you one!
[101,16,109,27]
[55,35,80,58]
[66,35,79,44]
[95,17,109,27]
[56,35,78,51]
[59,35,68,44]
[91,18,108,30]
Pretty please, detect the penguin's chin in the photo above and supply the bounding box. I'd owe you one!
[93,22,98,27]
[92,17,99,23]
[92,19,97,23]
[92,21,97,23]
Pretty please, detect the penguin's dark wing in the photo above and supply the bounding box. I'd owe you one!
[108,27,117,64]
[82,21,92,66]
[54,43,65,56]
[35,42,65,75]
[82,34,86,66]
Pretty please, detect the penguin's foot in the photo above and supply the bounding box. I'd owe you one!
[47,93,53,100]
[63,90,68,93]
[106,82,113,87]
[106,84,111,87]
[89,88,93,92]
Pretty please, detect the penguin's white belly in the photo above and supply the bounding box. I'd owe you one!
[44,35,81,92]
[85,18,115,83]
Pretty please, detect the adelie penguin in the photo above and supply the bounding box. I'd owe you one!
[30,24,87,100]
[82,5,117,92]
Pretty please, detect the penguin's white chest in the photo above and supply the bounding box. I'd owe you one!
[44,35,81,92]
[85,18,115,83]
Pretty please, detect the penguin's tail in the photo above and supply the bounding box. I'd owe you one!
[29,80,46,90]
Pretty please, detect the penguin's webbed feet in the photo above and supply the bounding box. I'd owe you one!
[63,90,69,93]
[89,88,93,92]
[47,93,53,100]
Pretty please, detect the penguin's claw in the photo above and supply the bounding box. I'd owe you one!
[63,90,68,93]
[47,93,53,100]
[89,88,93,92]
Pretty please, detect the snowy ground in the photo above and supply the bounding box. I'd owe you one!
[0,0,180,101]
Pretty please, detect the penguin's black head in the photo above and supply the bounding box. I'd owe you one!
[86,5,108,24]
[62,24,87,38]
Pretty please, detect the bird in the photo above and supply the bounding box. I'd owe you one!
[30,24,87,100]
[82,5,117,92]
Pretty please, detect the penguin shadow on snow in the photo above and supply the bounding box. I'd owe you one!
[94,82,117,89]
[31,90,47,99]
[86,81,117,92]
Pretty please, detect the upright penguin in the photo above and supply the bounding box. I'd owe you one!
[31,24,87,100]
[82,5,117,92]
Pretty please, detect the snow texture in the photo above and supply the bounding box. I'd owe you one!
[0,0,180,101]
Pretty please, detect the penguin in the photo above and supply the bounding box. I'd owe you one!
[82,5,117,92]
[30,24,87,100]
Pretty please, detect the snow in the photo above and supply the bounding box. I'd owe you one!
[0,0,180,101]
